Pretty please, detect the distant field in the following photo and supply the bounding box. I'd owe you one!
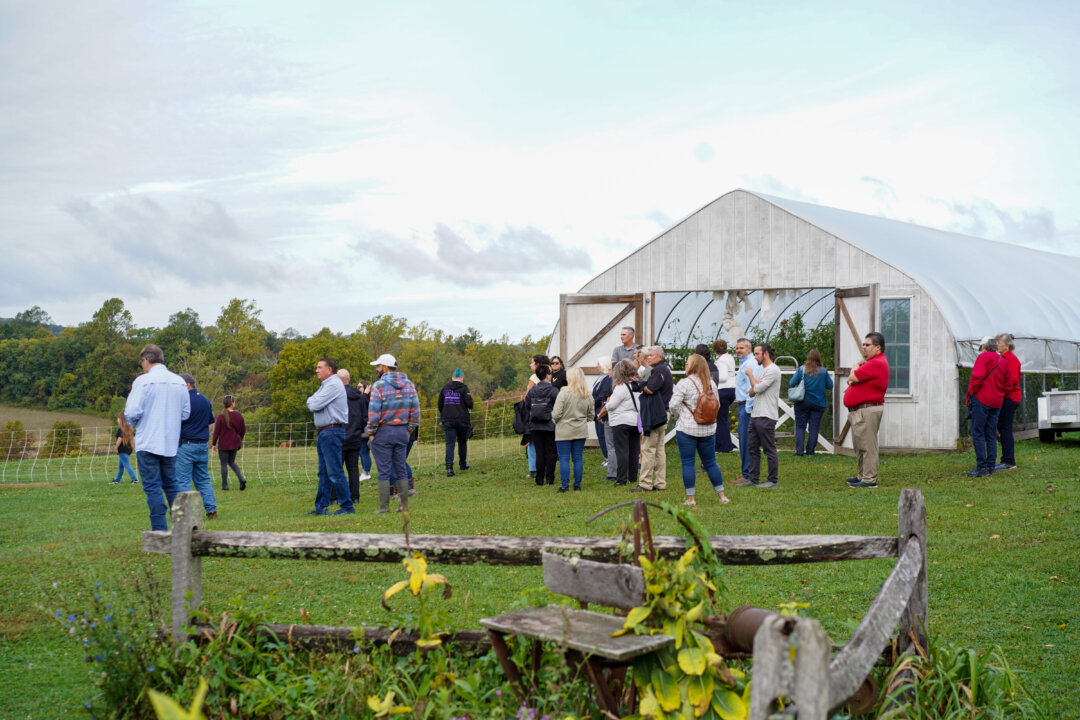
[0,403,112,431]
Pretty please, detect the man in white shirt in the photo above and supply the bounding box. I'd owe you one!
[737,343,781,489]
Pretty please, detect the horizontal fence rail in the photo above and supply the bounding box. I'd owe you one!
[0,397,529,484]
[142,530,900,566]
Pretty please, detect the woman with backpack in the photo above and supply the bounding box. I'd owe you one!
[788,348,833,456]
[524,364,559,486]
[669,354,729,507]
[601,359,642,488]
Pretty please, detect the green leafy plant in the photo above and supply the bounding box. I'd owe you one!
[149,679,208,720]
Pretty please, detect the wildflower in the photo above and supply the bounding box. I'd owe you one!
[67,614,76,623]
[496,689,502,697]
[52,581,58,589]
[94,594,100,600]
[85,703,92,709]
[105,603,111,609]
[104,615,111,622]
[352,645,360,654]
[147,666,155,673]
[94,655,103,661]
[89,622,97,628]
[84,656,92,662]
[55,611,62,617]
[84,640,90,646]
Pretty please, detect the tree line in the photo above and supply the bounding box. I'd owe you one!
[0,299,548,425]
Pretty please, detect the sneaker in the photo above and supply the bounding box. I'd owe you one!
[110,480,121,485]
[756,481,778,489]
[409,489,417,497]
[629,486,650,493]
[733,479,757,487]
[845,477,860,486]
[994,463,1017,471]
[848,480,878,489]
[206,511,218,520]
[305,509,328,516]
[373,508,389,515]
[331,508,356,516]
[527,471,536,479]
[556,487,569,493]
[600,460,609,468]
[239,480,246,491]
[718,495,731,504]
[131,479,139,484]
[359,473,372,481]
[572,486,581,491]
[683,499,697,508]
[461,463,470,470]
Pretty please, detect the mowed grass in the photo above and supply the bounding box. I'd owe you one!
[0,403,112,432]
[1,438,1078,719]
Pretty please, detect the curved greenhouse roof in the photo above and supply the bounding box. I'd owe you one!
[755,192,1080,371]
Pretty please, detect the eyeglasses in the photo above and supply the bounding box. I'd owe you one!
[861,342,873,347]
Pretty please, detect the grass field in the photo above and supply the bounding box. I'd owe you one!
[0,404,112,432]
[1,437,1077,718]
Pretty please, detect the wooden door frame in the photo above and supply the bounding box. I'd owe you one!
[560,293,644,372]
[834,285,877,446]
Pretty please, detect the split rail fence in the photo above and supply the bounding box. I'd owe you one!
[144,489,927,719]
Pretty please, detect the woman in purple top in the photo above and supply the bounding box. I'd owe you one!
[211,395,247,491]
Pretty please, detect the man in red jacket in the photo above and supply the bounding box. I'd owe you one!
[966,336,1006,477]
[844,332,889,488]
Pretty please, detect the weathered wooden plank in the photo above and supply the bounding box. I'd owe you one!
[897,489,928,654]
[142,531,899,566]
[542,553,644,610]
[176,622,489,655]
[480,606,673,662]
[827,537,922,709]
[170,492,203,640]
[750,615,830,720]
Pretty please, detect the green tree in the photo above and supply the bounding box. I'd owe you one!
[352,315,407,361]
[266,330,370,424]
[214,298,270,364]
[152,308,206,361]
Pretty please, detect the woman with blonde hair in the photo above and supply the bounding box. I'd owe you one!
[110,412,138,484]
[591,356,614,470]
[669,354,728,507]
[552,367,595,492]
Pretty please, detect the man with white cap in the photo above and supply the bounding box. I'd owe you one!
[305,356,353,516]
[366,353,421,513]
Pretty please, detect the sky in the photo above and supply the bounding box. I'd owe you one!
[2,0,1078,341]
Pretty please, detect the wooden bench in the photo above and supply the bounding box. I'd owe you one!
[480,553,673,715]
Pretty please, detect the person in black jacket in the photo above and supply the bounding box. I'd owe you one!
[524,365,559,486]
[438,369,474,477]
[338,369,369,503]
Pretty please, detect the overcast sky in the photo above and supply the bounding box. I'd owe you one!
[2,0,1077,339]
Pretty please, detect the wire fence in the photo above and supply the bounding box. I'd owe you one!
[0,396,528,485]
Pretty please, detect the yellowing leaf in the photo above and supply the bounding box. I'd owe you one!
[615,605,653,636]
[686,600,705,623]
[712,689,748,720]
[652,667,681,712]
[686,674,714,716]
[639,686,660,718]
[678,647,708,675]
[148,679,208,720]
[381,580,409,610]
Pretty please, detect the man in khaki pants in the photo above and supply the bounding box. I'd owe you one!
[632,347,673,492]
[843,332,889,488]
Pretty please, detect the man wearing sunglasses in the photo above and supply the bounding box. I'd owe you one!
[843,333,889,488]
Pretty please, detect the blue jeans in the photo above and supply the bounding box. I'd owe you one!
[676,431,724,495]
[737,403,752,476]
[315,426,352,512]
[175,442,217,514]
[970,399,1001,472]
[556,438,586,489]
[793,402,826,456]
[443,421,470,468]
[135,451,178,531]
[359,437,372,474]
[997,398,1019,466]
[714,388,736,453]
[114,453,137,482]
[594,420,608,459]
[527,441,536,472]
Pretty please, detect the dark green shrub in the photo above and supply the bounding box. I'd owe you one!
[0,419,31,461]
[43,420,84,458]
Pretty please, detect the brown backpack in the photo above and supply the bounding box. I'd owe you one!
[684,377,720,424]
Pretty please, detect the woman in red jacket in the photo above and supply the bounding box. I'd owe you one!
[995,333,1021,471]
[966,337,1006,477]
[211,395,247,491]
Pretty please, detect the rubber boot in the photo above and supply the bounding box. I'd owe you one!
[375,480,391,514]
[395,476,409,512]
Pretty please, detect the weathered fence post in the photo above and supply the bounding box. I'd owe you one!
[897,488,927,653]
[170,491,203,640]
[749,615,830,720]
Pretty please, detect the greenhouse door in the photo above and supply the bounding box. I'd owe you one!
[559,293,644,374]
[833,284,878,453]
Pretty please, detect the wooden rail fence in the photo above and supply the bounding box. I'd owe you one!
[144,488,926,719]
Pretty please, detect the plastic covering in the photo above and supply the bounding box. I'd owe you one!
[758,193,1080,372]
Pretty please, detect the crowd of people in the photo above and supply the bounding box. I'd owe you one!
[119,326,1024,529]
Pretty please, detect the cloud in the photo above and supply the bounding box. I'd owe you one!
[353,223,593,286]
[939,198,1059,251]
[627,209,676,232]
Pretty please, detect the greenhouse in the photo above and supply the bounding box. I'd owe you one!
[550,189,1080,452]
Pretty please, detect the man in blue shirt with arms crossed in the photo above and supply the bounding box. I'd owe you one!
[124,344,190,531]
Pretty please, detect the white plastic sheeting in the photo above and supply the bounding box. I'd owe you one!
[758,193,1080,372]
